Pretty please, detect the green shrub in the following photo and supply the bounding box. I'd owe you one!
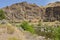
[36,22,60,40]
[20,21,35,34]
[53,26,60,40]
[0,9,6,20]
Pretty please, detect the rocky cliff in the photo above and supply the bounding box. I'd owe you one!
[2,2,60,22]
[2,2,43,23]
[44,1,60,22]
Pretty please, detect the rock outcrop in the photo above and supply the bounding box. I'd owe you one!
[2,2,43,23]
[43,1,60,22]
[1,2,60,22]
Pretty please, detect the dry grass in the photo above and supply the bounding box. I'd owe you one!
[0,23,15,34]
[0,23,27,40]
[41,21,60,26]
[6,24,15,34]
[8,37,21,40]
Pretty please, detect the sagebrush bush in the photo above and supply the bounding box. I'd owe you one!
[7,24,15,34]
[36,22,60,40]
[36,26,54,38]
[20,21,35,34]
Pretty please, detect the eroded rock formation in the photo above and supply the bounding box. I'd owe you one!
[2,2,43,23]
[1,2,60,22]
[44,2,60,22]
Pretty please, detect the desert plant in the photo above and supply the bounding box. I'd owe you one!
[36,22,60,40]
[35,23,57,39]
[37,20,42,26]
[0,9,6,20]
[20,21,35,34]
[7,23,15,34]
[53,26,60,40]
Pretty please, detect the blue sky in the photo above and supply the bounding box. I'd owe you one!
[0,0,60,8]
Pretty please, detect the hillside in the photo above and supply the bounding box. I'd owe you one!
[0,21,52,40]
[2,2,43,23]
[0,1,60,40]
[1,1,60,22]
[44,1,60,22]
[0,22,28,40]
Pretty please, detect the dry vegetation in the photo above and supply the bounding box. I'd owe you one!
[0,23,27,40]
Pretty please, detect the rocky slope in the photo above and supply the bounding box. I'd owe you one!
[1,1,60,22]
[2,2,43,23]
[43,1,60,22]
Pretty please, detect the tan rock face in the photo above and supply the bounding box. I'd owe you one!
[2,2,43,23]
[2,2,60,22]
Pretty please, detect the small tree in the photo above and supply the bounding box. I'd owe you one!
[0,9,6,20]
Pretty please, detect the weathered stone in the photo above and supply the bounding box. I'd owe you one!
[1,2,60,22]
